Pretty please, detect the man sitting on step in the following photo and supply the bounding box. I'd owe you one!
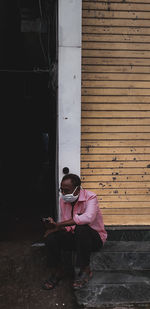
[43,173,107,290]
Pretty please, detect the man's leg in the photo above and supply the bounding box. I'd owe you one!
[43,230,75,289]
[45,230,75,266]
[45,231,62,268]
[44,230,75,288]
[74,225,103,268]
[73,225,103,288]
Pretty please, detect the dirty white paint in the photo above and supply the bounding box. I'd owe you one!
[58,0,82,187]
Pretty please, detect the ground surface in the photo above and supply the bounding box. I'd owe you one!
[0,276,78,309]
[0,241,79,309]
[1,241,150,309]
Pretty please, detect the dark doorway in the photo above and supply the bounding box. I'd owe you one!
[0,0,58,240]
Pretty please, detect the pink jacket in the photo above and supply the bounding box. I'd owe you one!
[60,189,107,244]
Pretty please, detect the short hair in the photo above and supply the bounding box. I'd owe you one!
[61,173,81,187]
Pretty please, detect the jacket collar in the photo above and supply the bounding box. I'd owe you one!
[78,189,86,202]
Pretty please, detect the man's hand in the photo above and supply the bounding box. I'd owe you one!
[43,217,56,229]
[47,217,56,225]
[43,217,76,238]
[43,217,61,237]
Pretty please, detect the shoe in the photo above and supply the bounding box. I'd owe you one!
[73,271,93,289]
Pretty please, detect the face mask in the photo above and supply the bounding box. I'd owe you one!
[61,186,79,203]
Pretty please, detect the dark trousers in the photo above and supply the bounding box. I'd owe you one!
[45,225,103,268]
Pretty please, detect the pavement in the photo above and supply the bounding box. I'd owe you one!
[0,241,78,309]
[1,240,150,309]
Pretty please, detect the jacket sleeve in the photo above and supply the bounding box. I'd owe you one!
[73,195,98,225]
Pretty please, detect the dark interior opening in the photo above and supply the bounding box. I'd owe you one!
[0,0,58,240]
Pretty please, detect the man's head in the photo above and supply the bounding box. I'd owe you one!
[60,174,81,196]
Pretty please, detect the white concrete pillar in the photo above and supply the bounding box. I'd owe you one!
[58,0,82,186]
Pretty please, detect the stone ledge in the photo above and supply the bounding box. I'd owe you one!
[102,241,150,252]
[106,229,150,241]
[75,271,150,308]
[91,242,150,271]
[91,251,150,271]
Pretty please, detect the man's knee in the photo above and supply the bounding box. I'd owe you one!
[75,225,90,238]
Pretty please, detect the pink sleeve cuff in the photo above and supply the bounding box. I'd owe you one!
[73,214,81,225]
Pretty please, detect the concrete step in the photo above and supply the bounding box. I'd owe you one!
[75,270,150,308]
[75,241,150,308]
[102,241,150,252]
[91,241,150,271]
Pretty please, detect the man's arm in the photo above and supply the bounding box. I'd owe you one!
[47,217,76,228]
[44,218,76,237]
[57,218,76,228]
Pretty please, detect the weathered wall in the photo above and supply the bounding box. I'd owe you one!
[81,0,150,225]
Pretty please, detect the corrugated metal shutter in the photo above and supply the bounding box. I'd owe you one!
[81,0,150,225]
